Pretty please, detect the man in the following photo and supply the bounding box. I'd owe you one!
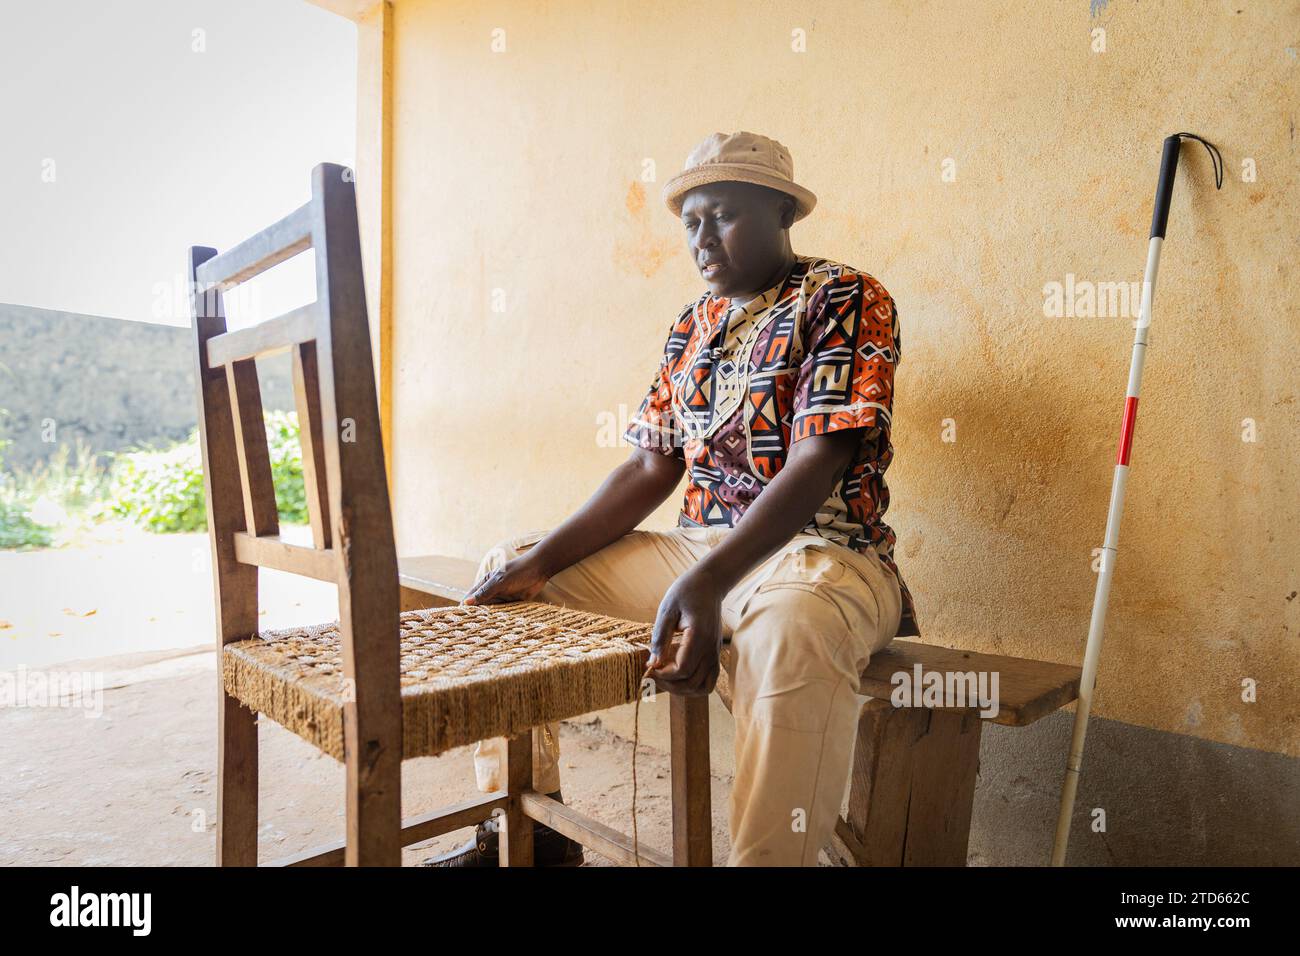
[427,131,919,867]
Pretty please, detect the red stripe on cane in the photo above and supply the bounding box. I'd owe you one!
[1117,396,1139,465]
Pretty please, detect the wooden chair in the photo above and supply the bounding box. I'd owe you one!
[190,164,711,867]
[399,556,1084,866]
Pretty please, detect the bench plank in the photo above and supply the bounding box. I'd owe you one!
[398,554,477,609]
[861,641,1081,727]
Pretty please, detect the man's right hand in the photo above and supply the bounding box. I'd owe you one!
[462,554,551,606]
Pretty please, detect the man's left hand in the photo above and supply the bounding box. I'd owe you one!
[646,566,725,697]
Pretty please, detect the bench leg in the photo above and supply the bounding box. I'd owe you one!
[670,694,712,866]
[500,731,535,866]
[217,693,259,866]
[829,699,981,867]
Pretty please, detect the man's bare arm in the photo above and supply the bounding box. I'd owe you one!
[524,447,686,578]
[692,427,872,593]
[647,427,871,692]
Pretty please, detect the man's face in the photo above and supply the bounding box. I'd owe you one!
[680,181,795,298]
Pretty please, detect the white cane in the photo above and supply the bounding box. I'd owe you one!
[1051,132,1223,867]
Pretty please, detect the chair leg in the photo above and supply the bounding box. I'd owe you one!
[217,692,258,866]
[343,709,403,867]
[670,694,712,866]
[500,731,535,866]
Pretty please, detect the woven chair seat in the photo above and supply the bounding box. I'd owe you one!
[222,602,653,761]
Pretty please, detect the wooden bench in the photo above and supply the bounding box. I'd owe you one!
[399,554,1082,866]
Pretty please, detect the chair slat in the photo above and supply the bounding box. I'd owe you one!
[206,303,318,367]
[291,342,332,549]
[225,360,279,537]
[233,532,337,582]
[195,201,313,290]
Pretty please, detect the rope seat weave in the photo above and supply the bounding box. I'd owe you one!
[222,602,653,762]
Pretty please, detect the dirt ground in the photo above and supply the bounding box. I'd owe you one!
[0,530,738,866]
[0,644,735,866]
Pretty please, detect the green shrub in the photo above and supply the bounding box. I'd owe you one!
[0,495,54,550]
[103,433,208,533]
[105,410,308,533]
[15,440,110,511]
[0,409,307,544]
[0,409,56,549]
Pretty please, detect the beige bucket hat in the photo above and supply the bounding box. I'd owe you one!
[662,131,817,222]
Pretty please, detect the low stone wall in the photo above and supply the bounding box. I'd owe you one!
[0,303,291,468]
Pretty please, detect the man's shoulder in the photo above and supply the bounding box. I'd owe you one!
[673,295,706,323]
[796,256,892,304]
[648,298,702,344]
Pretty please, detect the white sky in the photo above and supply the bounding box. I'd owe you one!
[0,0,356,327]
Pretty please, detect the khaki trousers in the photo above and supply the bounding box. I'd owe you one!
[471,526,903,866]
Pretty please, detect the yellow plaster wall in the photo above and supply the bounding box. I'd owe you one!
[362,0,1298,756]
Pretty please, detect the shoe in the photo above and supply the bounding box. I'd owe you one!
[421,791,584,867]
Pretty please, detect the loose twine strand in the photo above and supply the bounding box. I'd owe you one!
[630,663,652,867]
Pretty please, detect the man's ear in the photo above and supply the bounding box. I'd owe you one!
[778,195,797,229]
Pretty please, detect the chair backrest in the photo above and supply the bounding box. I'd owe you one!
[189,164,401,791]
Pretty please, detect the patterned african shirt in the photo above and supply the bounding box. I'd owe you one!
[623,254,920,638]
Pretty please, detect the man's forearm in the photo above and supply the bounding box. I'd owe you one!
[525,450,684,577]
[692,430,863,593]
